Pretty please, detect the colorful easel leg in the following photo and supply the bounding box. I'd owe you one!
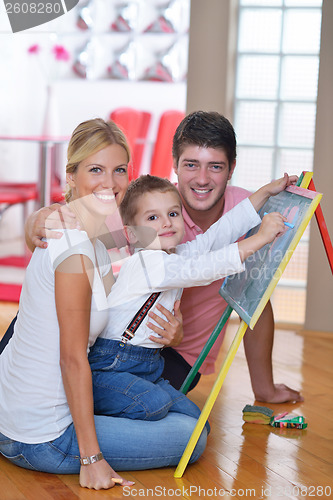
[174,320,248,478]
[307,178,333,275]
[299,171,313,189]
[180,305,233,394]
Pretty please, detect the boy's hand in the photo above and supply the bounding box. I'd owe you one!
[238,212,287,262]
[249,173,298,212]
[267,172,298,196]
[258,212,287,244]
[25,204,80,250]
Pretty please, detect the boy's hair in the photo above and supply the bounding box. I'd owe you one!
[172,111,237,168]
[119,174,181,226]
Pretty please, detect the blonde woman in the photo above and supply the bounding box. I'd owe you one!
[0,119,207,490]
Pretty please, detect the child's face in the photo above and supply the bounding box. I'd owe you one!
[130,190,185,252]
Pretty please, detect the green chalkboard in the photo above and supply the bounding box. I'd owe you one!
[219,185,322,329]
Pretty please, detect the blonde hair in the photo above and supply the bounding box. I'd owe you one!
[65,118,130,203]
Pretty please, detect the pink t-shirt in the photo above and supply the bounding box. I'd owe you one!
[176,185,251,374]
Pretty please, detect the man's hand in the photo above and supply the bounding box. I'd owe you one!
[147,300,183,347]
[25,204,80,251]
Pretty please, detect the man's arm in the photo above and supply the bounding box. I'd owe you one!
[25,204,79,251]
[25,204,123,252]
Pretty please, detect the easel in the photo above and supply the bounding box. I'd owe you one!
[298,171,333,274]
[174,173,332,478]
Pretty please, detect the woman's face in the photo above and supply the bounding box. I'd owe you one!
[67,144,129,213]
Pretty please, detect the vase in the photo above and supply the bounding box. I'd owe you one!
[42,84,60,136]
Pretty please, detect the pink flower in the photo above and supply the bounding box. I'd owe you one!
[28,44,40,54]
[52,45,70,62]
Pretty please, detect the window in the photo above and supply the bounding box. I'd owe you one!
[233,0,322,324]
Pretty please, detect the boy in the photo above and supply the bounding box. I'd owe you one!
[88,173,295,422]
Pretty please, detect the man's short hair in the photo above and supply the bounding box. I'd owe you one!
[172,111,237,168]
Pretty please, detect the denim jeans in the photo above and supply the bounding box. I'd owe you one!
[0,412,207,473]
[89,338,209,431]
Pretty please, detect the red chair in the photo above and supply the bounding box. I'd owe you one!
[0,179,65,204]
[109,108,152,180]
[0,181,65,302]
[0,186,37,297]
[0,184,38,224]
[149,110,185,179]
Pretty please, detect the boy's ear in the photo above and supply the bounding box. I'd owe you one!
[124,225,138,245]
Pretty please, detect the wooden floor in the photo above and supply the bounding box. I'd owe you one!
[0,301,332,500]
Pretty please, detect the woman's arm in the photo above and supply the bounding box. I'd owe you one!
[55,254,131,490]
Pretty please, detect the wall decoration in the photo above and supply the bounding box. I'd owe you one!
[25,0,190,82]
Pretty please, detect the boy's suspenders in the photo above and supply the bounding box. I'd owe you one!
[121,292,161,343]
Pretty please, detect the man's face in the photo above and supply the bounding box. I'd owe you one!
[173,145,236,213]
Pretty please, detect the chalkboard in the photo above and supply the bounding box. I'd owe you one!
[219,185,322,329]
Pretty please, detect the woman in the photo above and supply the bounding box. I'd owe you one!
[0,119,207,490]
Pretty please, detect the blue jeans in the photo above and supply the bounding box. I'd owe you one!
[0,413,207,473]
[88,339,209,431]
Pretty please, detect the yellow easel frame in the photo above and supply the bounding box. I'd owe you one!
[174,178,322,478]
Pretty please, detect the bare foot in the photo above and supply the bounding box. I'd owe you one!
[255,384,304,404]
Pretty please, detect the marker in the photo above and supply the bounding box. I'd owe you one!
[263,212,294,229]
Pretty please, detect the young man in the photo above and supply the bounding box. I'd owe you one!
[161,111,303,403]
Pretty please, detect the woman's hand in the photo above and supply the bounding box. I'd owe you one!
[79,460,134,490]
[25,203,80,251]
[147,300,183,347]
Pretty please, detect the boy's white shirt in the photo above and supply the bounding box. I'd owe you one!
[101,197,261,348]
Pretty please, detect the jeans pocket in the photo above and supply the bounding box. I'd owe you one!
[1,451,37,470]
[99,354,121,371]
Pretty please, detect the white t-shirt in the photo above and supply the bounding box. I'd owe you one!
[0,230,111,444]
[101,198,261,348]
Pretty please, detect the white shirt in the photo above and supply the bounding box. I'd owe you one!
[101,198,261,348]
[0,230,110,444]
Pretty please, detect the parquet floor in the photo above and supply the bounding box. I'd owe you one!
[0,301,332,500]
